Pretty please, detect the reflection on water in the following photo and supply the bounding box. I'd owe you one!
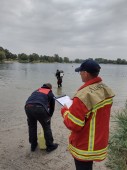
[56,87,62,96]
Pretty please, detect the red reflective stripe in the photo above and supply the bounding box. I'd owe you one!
[38,88,50,94]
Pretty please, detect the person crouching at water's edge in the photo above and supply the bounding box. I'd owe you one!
[24,83,58,152]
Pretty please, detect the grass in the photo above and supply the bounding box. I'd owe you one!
[105,101,127,170]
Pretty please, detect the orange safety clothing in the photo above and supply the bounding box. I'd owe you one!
[38,88,51,94]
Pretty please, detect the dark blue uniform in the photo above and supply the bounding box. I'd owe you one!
[25,84,58,152]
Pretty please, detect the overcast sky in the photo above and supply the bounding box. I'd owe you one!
[0,0,127,60]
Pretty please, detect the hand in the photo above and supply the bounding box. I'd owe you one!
[61,105,68,117]
[63,104,68,109]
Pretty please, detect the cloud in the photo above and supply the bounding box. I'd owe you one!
[0,0,127,60]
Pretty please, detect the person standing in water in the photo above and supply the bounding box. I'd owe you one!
[55,69,64,88]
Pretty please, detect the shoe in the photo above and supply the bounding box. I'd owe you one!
[31,143,38,152]
[46,143,58,153]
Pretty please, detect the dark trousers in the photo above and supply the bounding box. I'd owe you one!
[74,159,93,170]
[25,104,54,147]
[57,77,62,87]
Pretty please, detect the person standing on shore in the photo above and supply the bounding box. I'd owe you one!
[24,83,58,152]
[61,59,115,170]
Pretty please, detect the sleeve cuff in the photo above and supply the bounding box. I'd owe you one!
[61,107,68,117]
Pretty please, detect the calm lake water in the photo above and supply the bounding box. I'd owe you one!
[0,62,127,130]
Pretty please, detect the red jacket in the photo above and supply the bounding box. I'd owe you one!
[61,77,115,161]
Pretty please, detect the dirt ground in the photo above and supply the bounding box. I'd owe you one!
[0,105,110,170]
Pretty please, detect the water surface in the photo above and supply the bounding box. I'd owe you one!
[0,62,127,130]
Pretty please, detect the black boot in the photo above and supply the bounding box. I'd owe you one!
[46,143,58,153]
[31,142,38,152]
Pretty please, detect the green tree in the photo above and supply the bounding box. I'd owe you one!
[116,58,122,64]
[18,53,28,61]
[47,56,55,62]
[40,55,44,62]
[0,51,6,62]
[64,57,69,63]
[11,54,17,60]
[54,54,60,62]
[40,55,49,62]
[29,53,39,62]
[75,59,80,63]
[0,47,4,51]
[4,49,11,60]
[59,57,63,63]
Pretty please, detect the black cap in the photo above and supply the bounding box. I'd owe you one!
[75,59,101,73]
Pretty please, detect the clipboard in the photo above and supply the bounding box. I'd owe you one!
[54,95,73,108]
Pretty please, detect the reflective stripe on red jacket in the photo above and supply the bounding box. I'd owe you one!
[61,77,115,161]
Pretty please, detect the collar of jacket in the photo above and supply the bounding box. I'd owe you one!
[78,76,102,91]
[38,88,51,94]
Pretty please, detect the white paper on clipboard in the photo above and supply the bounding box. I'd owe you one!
[55,95,73,108]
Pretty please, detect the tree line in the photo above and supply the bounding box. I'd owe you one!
[0,46,127,64]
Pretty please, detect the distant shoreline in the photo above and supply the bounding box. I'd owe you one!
[1,60,127,65]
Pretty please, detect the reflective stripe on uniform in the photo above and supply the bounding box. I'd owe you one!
[88,111,96,151]
[69,144,107,161]
[92,98,113,112]
[88,98,113,151]
[63,111,85,127]
[63,98,113,128]
[86,98,113,118]
[67,98,112,160]
[71,150,107,160]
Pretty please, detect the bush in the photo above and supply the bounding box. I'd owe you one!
[106,101,127,170]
